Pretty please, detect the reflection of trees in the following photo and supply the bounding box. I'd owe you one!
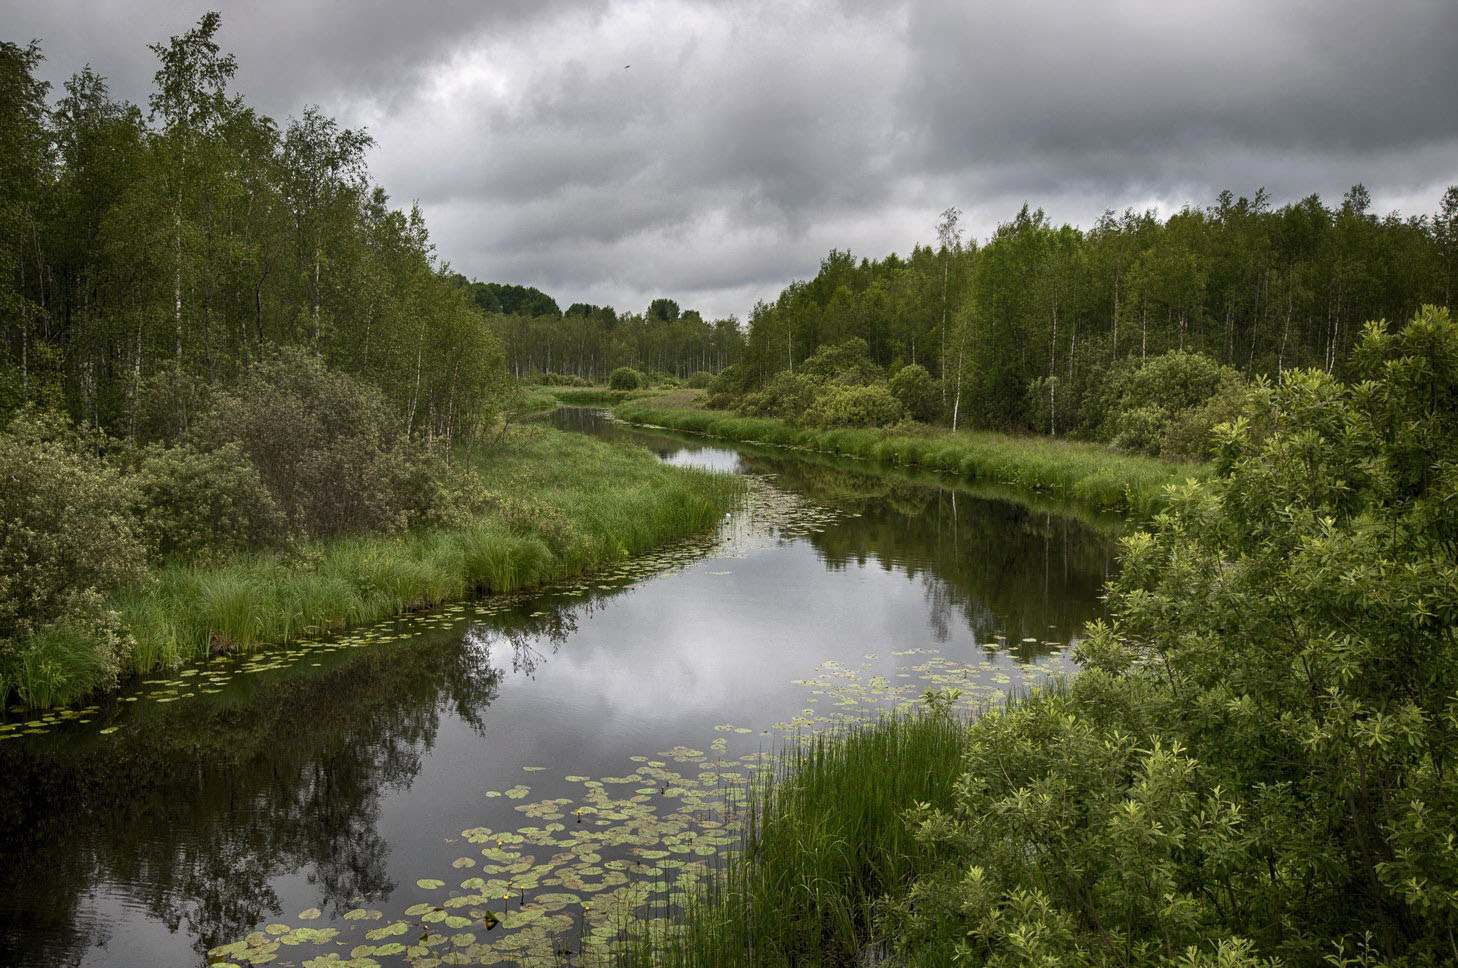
[0,621,511,966]
[738,454,1117,656]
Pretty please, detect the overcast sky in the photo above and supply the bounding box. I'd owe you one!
[10,1,1458,319]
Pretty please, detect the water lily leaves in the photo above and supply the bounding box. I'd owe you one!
[297,907,322,921]
[363,921,407,941]
[451,857,475,868]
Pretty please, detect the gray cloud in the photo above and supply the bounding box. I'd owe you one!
[10,0,1458,318]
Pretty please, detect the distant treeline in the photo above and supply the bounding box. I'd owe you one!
[736,189,1458,432]
[0,15,507,446]
[458,283,747,383]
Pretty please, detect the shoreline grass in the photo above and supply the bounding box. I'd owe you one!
[25,427,740,708]
[619,708,972,968]
[616,397,1202,517]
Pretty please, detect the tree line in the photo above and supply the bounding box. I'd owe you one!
[732,188,1458,434]
[462,286,747,383]
[0,14,508,448]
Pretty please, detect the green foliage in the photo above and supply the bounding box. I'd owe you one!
[889,363,944,422]
[686,370,714,389]
[801,383,905,429]
[609,366,646,391]
[738,371,821,419]
[133,442,285,559]
[893,306,1458,966]
[1083,350,1249,458]
[797,337,883,385]
[0,17,507,449]
[0,412,147,643]
[732,189,1454,435]
[191,349,442,538]
[0,412,145,702]
[533,372,593,387]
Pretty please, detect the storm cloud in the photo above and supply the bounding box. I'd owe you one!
[12,0,1458,318]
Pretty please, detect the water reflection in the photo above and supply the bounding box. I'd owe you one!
[0,408,1118,967]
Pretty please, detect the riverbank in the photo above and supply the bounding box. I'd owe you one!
[616,393,1202,517]
[540,386,667,406]
[11,427,741,709]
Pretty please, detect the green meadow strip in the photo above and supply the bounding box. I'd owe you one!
[616,401,1202,517]
[543,387,668,406]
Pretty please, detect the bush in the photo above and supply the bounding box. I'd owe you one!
[889,364,943,423]
[1110,402,1170,455]
[802,383,904,429]
[134,442,286,559]
[738,371,821,420]
[799,337,883,385]
[897,307,1458,966]
[0,411,144,703]
[191,348,443,538]
[0,411,147,643]
[608,367,645,390]
[1087,350,1246,456]
[686,370,714,389]
[707,363,748,400]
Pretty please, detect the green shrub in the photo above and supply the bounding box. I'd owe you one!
[889,363,943,423]
[738,371,821,420]
[686,370,714,389]
[896,306,1458,966]
[608,367,645,390]
[0,411,147,643]
[707,363,748,400]
[1110,402,1170,454]
[191,348,443,538]
[799,337,883,385]
[135,442,286,558]
[0,411,144,704]
[802,383,904,428]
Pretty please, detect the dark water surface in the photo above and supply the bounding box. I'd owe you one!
[0,409,1118,967]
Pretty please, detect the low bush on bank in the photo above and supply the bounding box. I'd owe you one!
[610,366,648,390]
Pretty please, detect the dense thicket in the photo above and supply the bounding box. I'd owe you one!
[735,191,1458,435]
[0,17,507,445]
[477,287,746,382]
[893,305,1458,966]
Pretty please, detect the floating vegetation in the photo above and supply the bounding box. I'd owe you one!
[207,640,1071,967]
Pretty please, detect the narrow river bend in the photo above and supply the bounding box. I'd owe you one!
[0,409,1119,967]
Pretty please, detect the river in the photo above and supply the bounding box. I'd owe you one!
[0,409,1118,967]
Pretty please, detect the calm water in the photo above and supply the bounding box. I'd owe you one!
[0,409,1118,967]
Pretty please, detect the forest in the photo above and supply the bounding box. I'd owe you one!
[708,190,1457,452]
[471,288,747,384]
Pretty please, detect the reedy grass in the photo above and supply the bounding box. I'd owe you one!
[616,400,1202,517]
[619,709,972,968]
[17,427,739,708]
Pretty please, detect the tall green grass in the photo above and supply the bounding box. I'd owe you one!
[616,401,1202,517]
[620,710,970,968]
[17,427,740,707]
